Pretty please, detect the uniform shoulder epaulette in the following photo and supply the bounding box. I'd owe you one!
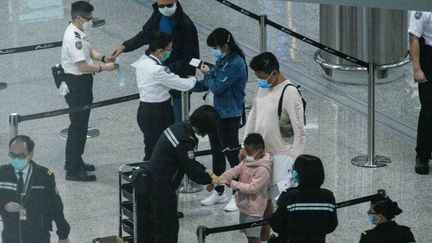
[47,169,53,176]
[74,31,81,39]
[361,231,368,235]
[164,66,172,74]
[0,164,9,170]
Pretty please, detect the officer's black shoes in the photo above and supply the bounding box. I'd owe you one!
[177,211,184,219]
[66,170,97,182]
[81,162,96,172]
[92,18,106,28]
[64,163,95,172]
[415,156,430,175]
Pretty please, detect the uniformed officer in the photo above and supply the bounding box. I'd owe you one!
[409,11,432,175]
[0,135,70,243]
[133,105,221,243]
[359,199,416,243]
[111,0,199,123]
[61,1,117,181]
[131,31,197,161]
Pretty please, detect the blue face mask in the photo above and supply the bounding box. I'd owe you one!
[256,72,274,89]
[212,49,224,60]
[368,214,377,225]
[161,50,171,63]
[291,169,299,184]
[11,158,28,171]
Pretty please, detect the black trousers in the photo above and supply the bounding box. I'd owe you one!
[64,74,93,171]
[137,100,174,161]
[2,229,50,243]
[208,117,241,194]
[136,185,179,243]
[417,38,432,160]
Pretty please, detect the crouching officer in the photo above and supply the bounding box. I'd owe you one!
[0,135,70,243]
[133,105,221,243]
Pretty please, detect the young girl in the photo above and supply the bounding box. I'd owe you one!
[218,133,272,243]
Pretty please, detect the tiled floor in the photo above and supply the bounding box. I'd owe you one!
[0,0,431,242]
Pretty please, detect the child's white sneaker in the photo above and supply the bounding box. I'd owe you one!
[223,197,238,212]
[201,190,227,206]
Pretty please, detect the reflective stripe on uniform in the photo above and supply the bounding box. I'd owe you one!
[0,182,17,191]
[164,128,179,147]
[287,203,336,212]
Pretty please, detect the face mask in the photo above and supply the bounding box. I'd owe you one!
[368,214,377,225]
[159,2,177,17]
[256,72,273,89]
[82,20,92,32]
[11,158,28,171]
[161,50,171,62]
[212,49,224,60]
[245,155,254,162]
[291,169,299,184]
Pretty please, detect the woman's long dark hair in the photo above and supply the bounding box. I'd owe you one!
[207,28,246,63]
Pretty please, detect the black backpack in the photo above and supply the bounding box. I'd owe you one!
[278,84,307,125]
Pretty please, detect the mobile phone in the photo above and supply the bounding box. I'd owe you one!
[189,58,203,68]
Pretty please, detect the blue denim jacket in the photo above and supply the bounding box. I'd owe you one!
[192,53,246,119]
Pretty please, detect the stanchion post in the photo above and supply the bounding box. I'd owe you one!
[351,63,391,167]
[179,91,203,193]
[9,113,19,140]
[197,226,207,243]
[259,15,267,53]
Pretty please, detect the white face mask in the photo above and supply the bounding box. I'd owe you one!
[82,20,92,32]
[159,2,177,17]
[245,155,254,162]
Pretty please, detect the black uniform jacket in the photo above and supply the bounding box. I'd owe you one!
[148,121,212,190]
[359,221,416,243]
[122,1,199,83]
[0,161,70,242]
[270,187,338,243]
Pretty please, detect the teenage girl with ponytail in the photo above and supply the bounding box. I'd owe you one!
[193,28,247,211]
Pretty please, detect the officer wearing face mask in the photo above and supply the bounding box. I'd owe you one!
[111,0,199,123]
[360,198,416,243]
[0,135,70,243]
[61,1,117,182]
[131,31,197,161]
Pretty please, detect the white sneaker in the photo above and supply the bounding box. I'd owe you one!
[201,190,227,206]
[224,197,239,212]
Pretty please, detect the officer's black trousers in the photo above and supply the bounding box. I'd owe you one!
[2,228,50,243]
[417,38,432,160]
[64,74,93,171]
[136,185,179,243]
[137,100,174,161]
[208,117,241,194]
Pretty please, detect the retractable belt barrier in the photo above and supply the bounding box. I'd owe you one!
[0,41,62,55]
[214,0,368,68]
[197,189,386,242]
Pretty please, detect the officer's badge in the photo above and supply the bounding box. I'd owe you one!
[415,11,422,20]
[187,150,195,160]
[75,41,82,50]
[164,66,172,74]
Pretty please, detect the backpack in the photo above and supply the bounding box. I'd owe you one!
[278,84,307,125]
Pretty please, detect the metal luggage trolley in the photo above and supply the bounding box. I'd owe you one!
[118,162,146,243]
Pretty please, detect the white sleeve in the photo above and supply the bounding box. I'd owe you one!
[153,66,196,91]
[284,88,305,158]
[408,11,424,38]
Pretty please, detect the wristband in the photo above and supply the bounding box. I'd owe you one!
[101,55,106,63]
